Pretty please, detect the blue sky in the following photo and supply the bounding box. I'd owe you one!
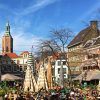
[0,0,100,53]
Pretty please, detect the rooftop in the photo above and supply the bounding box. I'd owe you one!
[68,21,100,48]
[3,53,19,58]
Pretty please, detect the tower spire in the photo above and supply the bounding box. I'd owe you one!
[5,21,10,36]
[2,21,13,53]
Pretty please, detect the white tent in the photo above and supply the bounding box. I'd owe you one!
[37,65,48,91]
[23,53,38,92]
[24,53,48,92]
[23,65,37,92]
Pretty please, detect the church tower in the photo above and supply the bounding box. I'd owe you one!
[2,22,13,54]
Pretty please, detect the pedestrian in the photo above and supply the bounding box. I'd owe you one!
[14,92,18,100]
[4,94,9,100]
[0,96,3,100]
[16,93,25,100]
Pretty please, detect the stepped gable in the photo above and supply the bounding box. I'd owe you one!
[68,21,100,47]
[20,51,29,55]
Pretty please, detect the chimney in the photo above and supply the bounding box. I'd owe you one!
[90,20,98,30]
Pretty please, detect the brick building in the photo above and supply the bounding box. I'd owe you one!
[74,36,100,84]
[0,22,31,78]
[67,21,100,78]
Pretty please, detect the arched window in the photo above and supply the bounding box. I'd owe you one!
[6,46,9,52]
[2,47,4,52]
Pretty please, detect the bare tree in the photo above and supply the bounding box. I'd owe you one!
[39,28,73,87]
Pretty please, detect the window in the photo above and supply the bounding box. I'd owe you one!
[95,66,99,69]
[63,68,66,74]
[58,61,61,66]
[20,66,23,72]
[83,67,87,70]
[51,62,55,65]
[11,60,14,64]
[8,60,11,64]
[7,65,12,72]
[24,66,27,71]
[1,65,5,72]
[13,60,17,64]
[13,66,16,72]
[58,78,60,81]
[70,67,75,71]
[75,66,80,71]
[64,75,66,78]
[63,61,66,65]
[58,68,60,74]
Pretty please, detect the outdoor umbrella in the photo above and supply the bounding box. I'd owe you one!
[73,70,100,81]
[86,70,100,81]
[1,73,22,81]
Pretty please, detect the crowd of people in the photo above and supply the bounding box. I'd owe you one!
[0,87,99,100]
[36,87,100,100]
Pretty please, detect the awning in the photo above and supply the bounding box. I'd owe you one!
[73,70,100,81]
[1,73,22,81]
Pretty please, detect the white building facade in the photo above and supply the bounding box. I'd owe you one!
[52,59,68,84]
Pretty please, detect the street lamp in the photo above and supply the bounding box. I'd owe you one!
[59,54,64,88]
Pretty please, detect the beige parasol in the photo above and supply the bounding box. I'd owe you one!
[73,70,100,81]
[1,73,22,81]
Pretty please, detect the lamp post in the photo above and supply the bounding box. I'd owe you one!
[59,54,64,88]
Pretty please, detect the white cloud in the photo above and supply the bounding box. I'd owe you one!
[0,29,44,54]
[0,0,57,54]
[15,0,57,16]
[0,0,58,17]
[12,31,43,54]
